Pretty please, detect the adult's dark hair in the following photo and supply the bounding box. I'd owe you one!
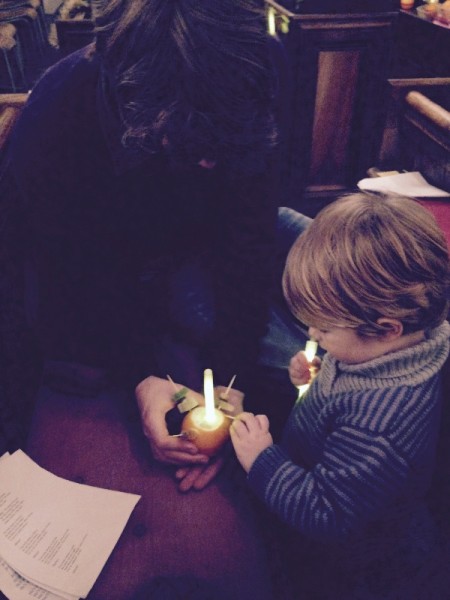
[95,0,278,175]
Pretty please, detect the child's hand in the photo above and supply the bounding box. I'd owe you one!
[230,412,273,473]
[288,351,321,387]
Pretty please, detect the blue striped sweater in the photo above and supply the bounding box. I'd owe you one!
[249,321,450,541]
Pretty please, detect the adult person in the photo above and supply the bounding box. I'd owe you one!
[0,0,309,485]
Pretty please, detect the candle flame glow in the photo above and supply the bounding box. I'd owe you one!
[304,340,318,362]
[203,368,216,424]
[297,340,318,400]
[267,6,276,36]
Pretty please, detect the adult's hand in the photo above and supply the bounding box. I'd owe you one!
[135,375,209,466]
[174,448,229,492]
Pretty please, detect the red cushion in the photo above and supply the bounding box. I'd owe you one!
[418,200,450,249]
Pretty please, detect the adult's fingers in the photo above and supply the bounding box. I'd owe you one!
[255,414,270,430]
[175,457,225,492]
[148,437,209,465]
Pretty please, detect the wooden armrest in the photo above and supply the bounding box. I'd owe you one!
[0,93,27,151]
[379,78,450,166]
[388,77,450,89]
[405,91,450,133]
[0,92,28,107]
[0,105,21,150]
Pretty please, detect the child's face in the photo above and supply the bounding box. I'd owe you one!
[308,325,386,364]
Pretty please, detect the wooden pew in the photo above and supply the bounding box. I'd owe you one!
[378,77,450,190]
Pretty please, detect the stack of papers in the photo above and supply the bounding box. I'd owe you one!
[357,172,450,198]
[0,451,140,600]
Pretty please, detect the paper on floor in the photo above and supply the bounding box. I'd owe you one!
[0,450,140,599]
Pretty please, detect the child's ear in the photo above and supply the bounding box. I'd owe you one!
[376,318,404,340]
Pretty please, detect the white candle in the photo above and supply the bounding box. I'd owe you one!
[297,340,318,400]
[304,340,318,362]
[203,368,216,424]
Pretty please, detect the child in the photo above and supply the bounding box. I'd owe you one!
[230,193,450,599]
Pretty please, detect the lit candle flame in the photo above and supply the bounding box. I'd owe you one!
[297,340,318,400]
[203,368,216,424]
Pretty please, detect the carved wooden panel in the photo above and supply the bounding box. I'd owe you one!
[267,2,397,214]
[309,50,360,186]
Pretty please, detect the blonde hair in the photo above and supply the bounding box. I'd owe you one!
[282,193,450,337]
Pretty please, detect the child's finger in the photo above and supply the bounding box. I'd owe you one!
[234,411,256,426]
[289,365,305,378]
[230,418,248,439]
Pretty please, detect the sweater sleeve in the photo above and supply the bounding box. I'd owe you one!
[247,425,411,541]
[0,161,42,453]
